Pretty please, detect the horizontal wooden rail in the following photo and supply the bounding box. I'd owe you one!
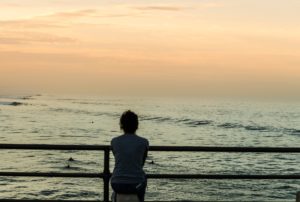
[0,144,106,150]
[0,200,286,202]
[0,200,100,202]
[0,144,300,153]
[0,172,300,179]
[0,172,104,178]
[2,200,244,202]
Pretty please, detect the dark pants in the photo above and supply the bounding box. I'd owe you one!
[111,181,147,202]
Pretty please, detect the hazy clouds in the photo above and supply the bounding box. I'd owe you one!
[0,0,299,100]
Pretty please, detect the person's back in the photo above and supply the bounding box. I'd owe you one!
[111,110,149,202]
[111,134,149,184]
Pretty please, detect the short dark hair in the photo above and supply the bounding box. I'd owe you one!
[120,110,139,133]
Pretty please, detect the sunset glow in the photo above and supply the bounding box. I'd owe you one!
[1,0,299,99]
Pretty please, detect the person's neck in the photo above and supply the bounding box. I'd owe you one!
[124,133,136,135]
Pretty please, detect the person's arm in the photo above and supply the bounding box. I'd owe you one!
[142,140,149,166]
[110,138,115,155]
[142,149,148,166]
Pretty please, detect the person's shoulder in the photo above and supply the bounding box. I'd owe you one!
[111,135,123,145]
[136,135,149,146]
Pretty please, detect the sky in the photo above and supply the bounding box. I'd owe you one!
[0,0,299,100]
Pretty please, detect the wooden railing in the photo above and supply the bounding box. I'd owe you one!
[0,144,299,202]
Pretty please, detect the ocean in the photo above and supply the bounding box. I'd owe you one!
[0,94,299,201]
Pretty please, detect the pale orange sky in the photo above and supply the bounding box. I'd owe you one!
[0,0,299,99]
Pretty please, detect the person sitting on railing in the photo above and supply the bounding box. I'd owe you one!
[111,110,149,202]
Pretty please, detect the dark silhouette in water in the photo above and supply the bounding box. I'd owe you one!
[111,110,149,202]
[10,102,23,106]
[68,157,75,161]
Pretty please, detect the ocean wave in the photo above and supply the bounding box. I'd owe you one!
[21,94,41,100]
[140,116,161,121]
[218,122,272,132]
[219,123,271,132]
[49,107,97,116]
[58,191,99,199]
[185,120,213,126]
[0,94,41,100]
[174,118,213,127]
[288,128,300,136]
[140,116,172,122]
[48,107,120,118]
[140,115,213,127]
[218,123,244,129]
[47,106,300,136]
[39,190,59,196]
[176,118,192,122]
[244,125,269,131]
[0,101,25,106]
[73,101,125,106]
[218,122,300,136]
[0,177,26,183]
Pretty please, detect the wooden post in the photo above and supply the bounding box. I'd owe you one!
[296,191,300,202]
[103,148,110,202]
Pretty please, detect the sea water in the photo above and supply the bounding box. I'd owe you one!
[0,95,299,201]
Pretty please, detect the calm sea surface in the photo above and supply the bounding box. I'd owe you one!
[0,95,299,201]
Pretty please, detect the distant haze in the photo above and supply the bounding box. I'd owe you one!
[0,0,299,100]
